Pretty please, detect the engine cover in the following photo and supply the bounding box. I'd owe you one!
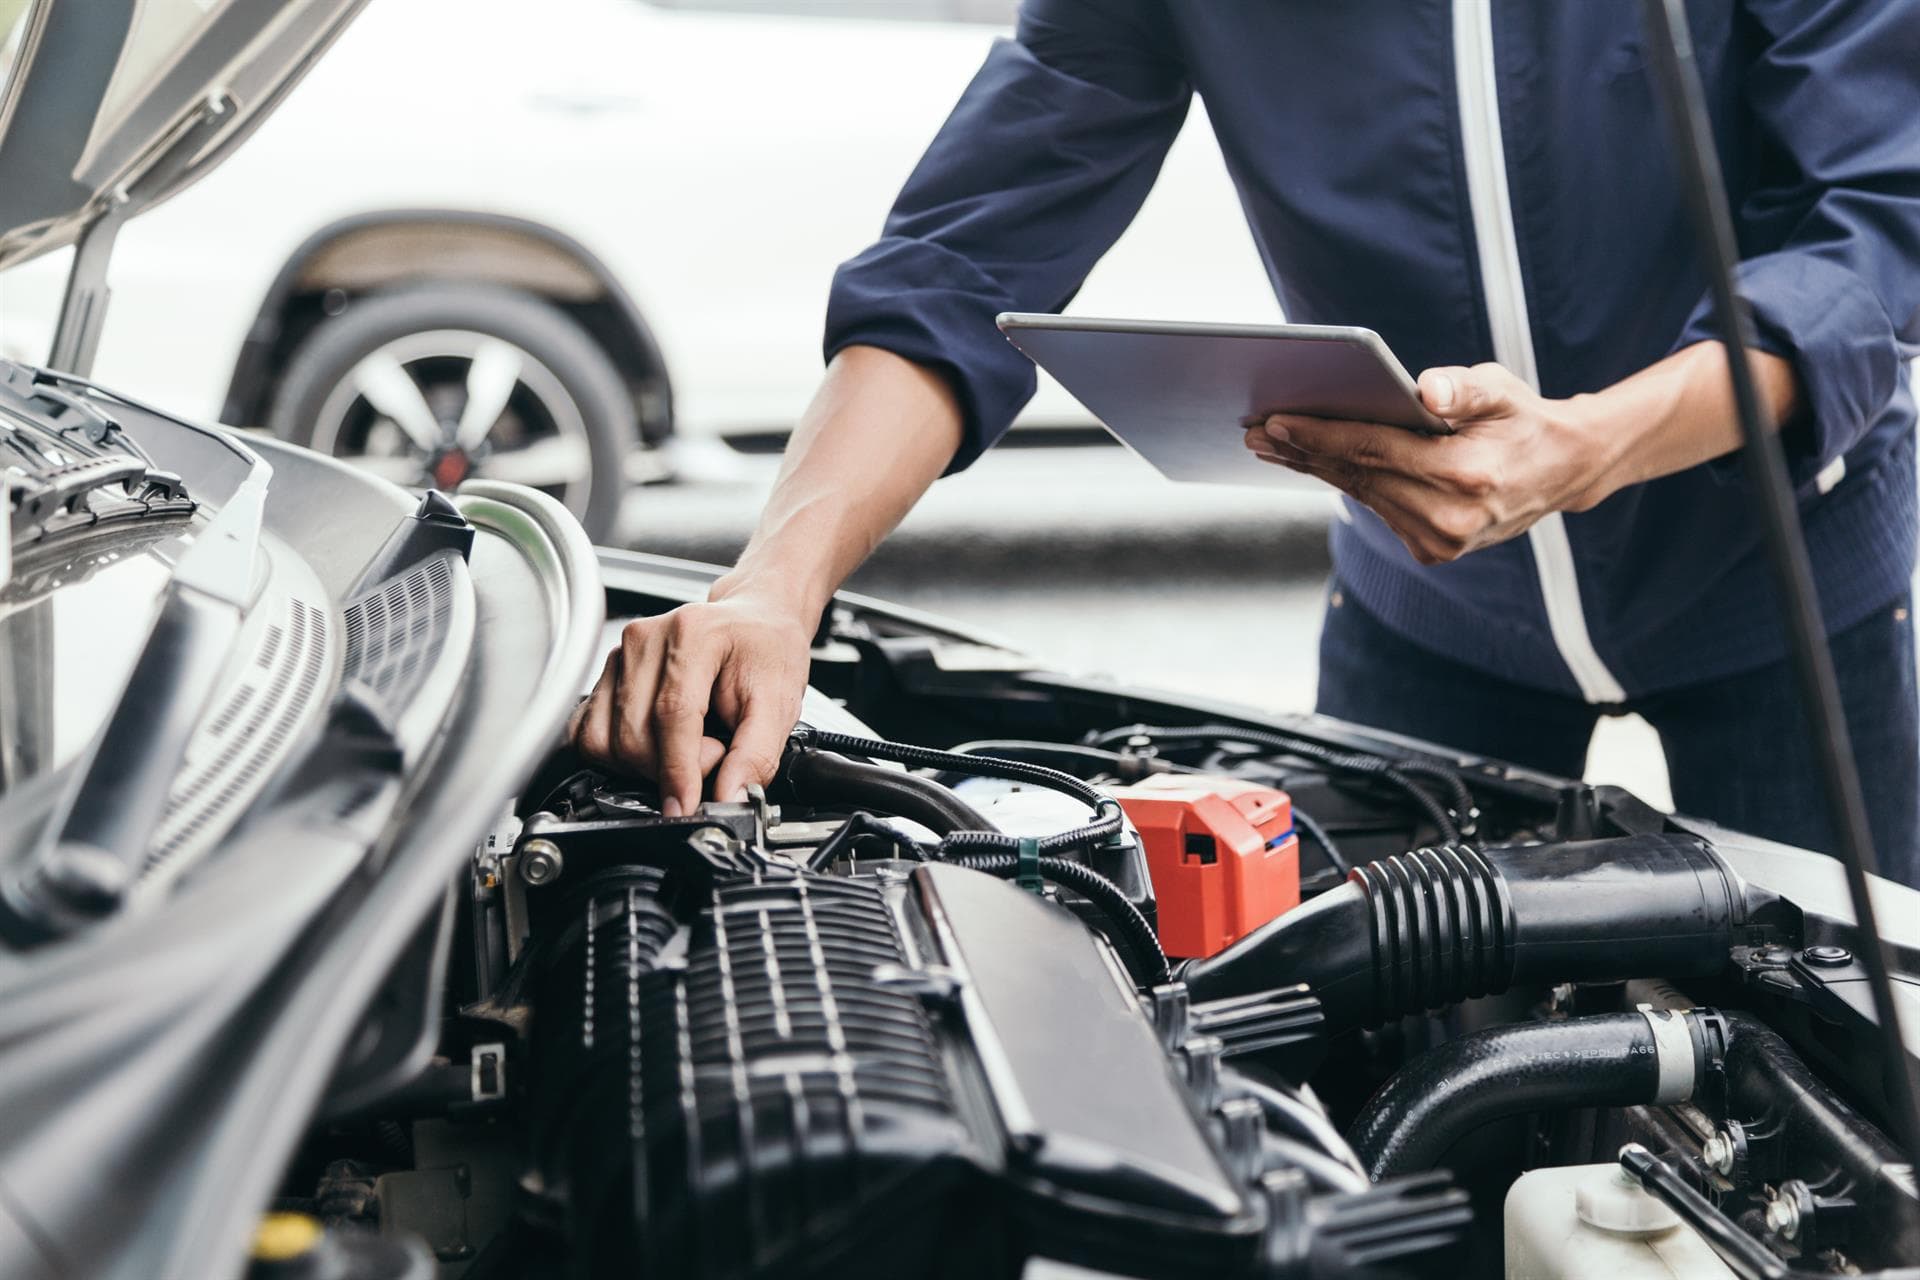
[519,839,1463,1280]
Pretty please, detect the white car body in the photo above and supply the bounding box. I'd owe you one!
[0,0,1275,452]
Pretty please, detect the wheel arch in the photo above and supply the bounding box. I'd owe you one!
[220,209,673,442]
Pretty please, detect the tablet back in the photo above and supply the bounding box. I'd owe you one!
[999,314,1444,486]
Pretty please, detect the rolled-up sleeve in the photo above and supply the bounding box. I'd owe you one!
[825,0,1192,471]
[1673,0,1920,487]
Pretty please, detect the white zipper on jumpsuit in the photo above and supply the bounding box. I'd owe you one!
[1450,0,1628,704]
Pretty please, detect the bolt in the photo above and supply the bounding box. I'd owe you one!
[1701,1132,1735,1175]
[1764,1187,1801,1240]
[688,827,738,860]
[1804,945,1852,968]
[519,839,564,886]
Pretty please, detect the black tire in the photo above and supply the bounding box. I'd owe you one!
[269,282,634,542]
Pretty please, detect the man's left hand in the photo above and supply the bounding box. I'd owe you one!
[1245,363,1620,565]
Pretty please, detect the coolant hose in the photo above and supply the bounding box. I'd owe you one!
[1180,834,1748,1033]
[781,747,997,837]
[1349,1009,1718,1180]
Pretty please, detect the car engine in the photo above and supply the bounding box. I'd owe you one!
[290,703,1920,1280]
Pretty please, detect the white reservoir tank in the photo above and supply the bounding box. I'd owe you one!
[1505,1162,1737,1279]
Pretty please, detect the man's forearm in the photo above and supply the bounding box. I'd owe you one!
[1573,341,1803,504]
[710,345,964,620]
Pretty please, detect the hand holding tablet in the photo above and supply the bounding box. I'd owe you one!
[1000,312,1635,567]
[997,314,1449,488]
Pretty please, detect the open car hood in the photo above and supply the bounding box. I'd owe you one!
[0,0,368,271]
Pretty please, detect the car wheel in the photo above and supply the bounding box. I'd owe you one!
[269,283,634,542]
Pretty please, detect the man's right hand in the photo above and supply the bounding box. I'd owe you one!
[569,594,813,815]
[569,344,965,814]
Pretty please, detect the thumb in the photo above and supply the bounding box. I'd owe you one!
[1418,366,1470,418]
[1419,364,1514,422]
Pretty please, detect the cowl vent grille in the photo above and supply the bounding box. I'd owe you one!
[341,555,456,707]
[146,592,332,876]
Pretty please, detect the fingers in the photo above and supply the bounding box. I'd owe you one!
[1253,434,1486,564]
[569,602,812,813]
[570,650,620,763]
[712,701,798,802]
[651,619,726,817]
[612,622,667,774]
[1261,414,1430,474]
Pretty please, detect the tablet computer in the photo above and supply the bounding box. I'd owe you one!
[998,314,1448,486]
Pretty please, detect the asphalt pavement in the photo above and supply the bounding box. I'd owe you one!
[615,440,1676,809]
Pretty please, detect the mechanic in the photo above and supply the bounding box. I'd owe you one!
[573,1,1920,887]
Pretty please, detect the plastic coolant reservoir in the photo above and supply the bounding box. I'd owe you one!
[1505,1164,1735,1279]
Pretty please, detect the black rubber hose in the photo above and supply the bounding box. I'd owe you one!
[1348,1013,1680,1180]
[791,728,1126,857]
[1181,834,1747,1033]
[781,747,996,837]
[946,851,1170,987]
[946,739,1189,782]
[1091,723,1470,842]
[1719,1013,1920,1258]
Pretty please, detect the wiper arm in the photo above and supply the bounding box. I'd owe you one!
[2,365,193,558]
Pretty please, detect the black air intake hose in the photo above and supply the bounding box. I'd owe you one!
[1347,1009,1722,1180]
[1181,834,1748,1031]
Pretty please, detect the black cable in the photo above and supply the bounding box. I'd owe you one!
[1290,806,1351,876]
[790,727,1127,857]
[944,850,1170,987]
[784,729,1165,984]
[1639,0,1920,1160]
[946,738,1195,780]
[1090,723,1467,843]
[783,747,996,836]
[805,811,931,871]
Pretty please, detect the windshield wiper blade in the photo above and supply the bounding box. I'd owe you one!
[2,366,193,553]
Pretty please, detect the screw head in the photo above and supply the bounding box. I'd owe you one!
[1764,1187,1802,1240]
[1804,945,1852,968]
[519,839,564,886]
[1701,1132,1735,1175]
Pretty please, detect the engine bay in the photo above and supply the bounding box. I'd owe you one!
[284,643,1920,1280]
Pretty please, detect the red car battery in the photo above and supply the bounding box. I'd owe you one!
[1108,774,1301,959]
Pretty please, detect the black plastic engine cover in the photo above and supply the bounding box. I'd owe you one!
[523,852,1358,1279]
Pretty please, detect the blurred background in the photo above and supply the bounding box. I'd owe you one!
[17,0,1872,811]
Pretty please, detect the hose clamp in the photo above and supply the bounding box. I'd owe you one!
[1638,1004,1697,1103]
[1015,837,1044,896]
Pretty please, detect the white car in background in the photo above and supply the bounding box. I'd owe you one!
[0,0,1274,540]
